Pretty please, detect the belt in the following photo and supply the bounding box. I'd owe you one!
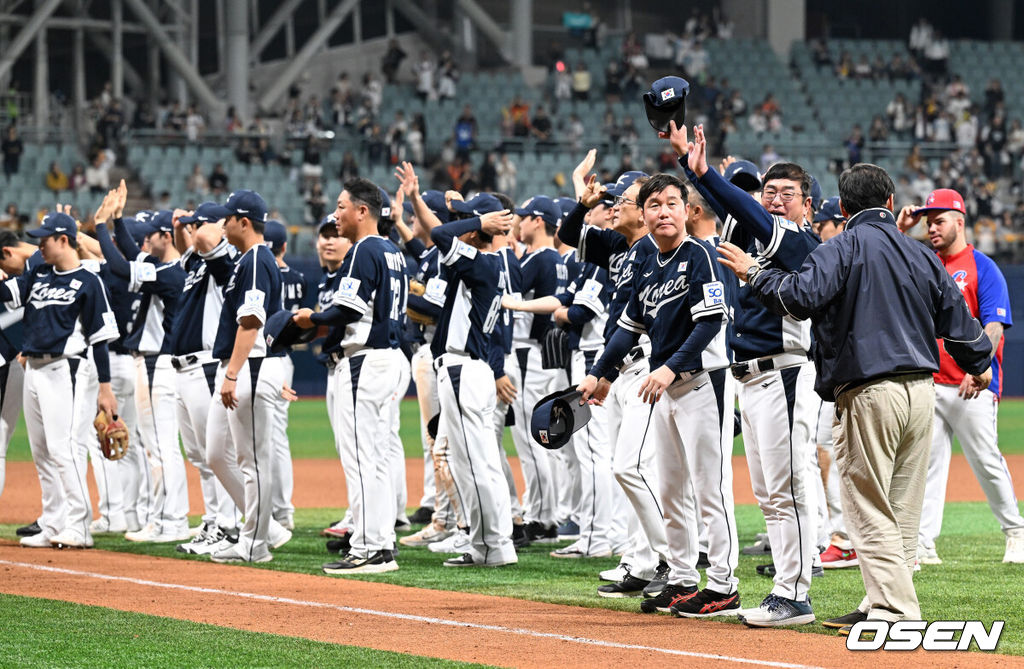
[171,352,213,370]
[26,353,77,362]
[618,342,651,372]
[432,352,479,372]
[732,351,810,382]
[325,351,344,369]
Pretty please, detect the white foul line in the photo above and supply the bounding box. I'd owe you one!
[0,559,822,669]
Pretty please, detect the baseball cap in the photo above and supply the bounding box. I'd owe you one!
[205,190,269,223]
[27,212,77,239]
[643,76,689,133]
[452,193,503,216]
[146,210,174,234]
[814,197,845,224]
[514,196,561,226]
[913,188,966,216]
[553,197,577,221]
[808,175,823,214]
[723,160,761,192]
[118,217,147,246]
[264,219,287,251]
[178,201,222,226]
[604,170,648,199]
[403,189,451,224]
[264,310,317,354]
[317,214,338,235]
[530,388,592,450]
[377,186,392,219]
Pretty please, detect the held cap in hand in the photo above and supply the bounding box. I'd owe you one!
[643,76,690,133]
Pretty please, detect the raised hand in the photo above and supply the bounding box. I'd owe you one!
[480,209,513,236]
[580,174,607,209]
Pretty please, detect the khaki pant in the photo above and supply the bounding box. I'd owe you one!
[833,373,934,622]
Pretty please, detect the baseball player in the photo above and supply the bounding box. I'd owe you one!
[3,212,119,549]
[427,208,518,567]
[294,178,407,575]
[201,189,290,563]
[900,189,1024,564]
[166,201,242,555]
[508,196,568,542]
[580,172,739,618]
[557,164,671,597]
[0,232,34,504]
[677,123,820,626]
[94,196,190,543]
[264,219,304,531]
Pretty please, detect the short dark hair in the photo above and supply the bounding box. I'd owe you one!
[318,222,339,238]
[637,173,688,209]
[492,192,515,211]
[248,216,266,235]
[762,162,811,197]
[343,177,382,220]
[838,164,894,216]
[377,217,394,238]
[0,229,19,249]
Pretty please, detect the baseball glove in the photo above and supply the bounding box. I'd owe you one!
[94,411,130,461]
[409,279,426,296]
[407,307,436,325]
[540,327,571,370]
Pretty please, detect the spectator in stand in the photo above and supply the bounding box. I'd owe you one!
[602,110,620,147]
[894,174,915,207]
[887,54,917,81]
[887,92,912,138]
[2,126,22,178]
[454,105,477,159]
[335,71,352,101]
[924,30,950,77]
[759,93,782,130]
[300,137,324,190]
[45,162,69,194]
[984,79,1005,119]
[304,181,328,225]
[980,111,1009,179]
[835,51,853,79]
[496,152,517,194]
[236,137,258,164]
[84,152,109,194]
[853,55,873,80]
[810,40,832,69]
[257,138,277,165]
[905,144,925,173]
[386,110,409,162]
[571,61,592,101]
[554,62,572,103]
[69,163,86,192]
[532,105,554,148]
[622,30,647,69]
[909,17,933,61]
[338,151,359,182]
[871,55,888,81]
[186,163,208,195]
[868,116,889,143]
[208,163,229,195]
[604,60,622,99]
[759,143,780,170]
[0,203,18,231]
[415,51,435,102]
[727,88,748,117]
[932,111,953,143]
[479,152,498,192]
[381,39,407,84]
[185,105,205,141]
[683,39,709,84]
[957,109,980,151]
[503,96,531,138]
[748,107,768,134]
[363,73,383,114]
[715,9,734,38]
[566,112,585,152]
[367,124,388,165]
[619,115,638,158]
[438,51,459,100]
[1007,119,1024,166]
[132,100,157,129]
[910,168,935,201]
[407,115,425,164]
[155,191,172,210]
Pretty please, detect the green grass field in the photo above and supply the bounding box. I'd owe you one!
[2,398,1023,660]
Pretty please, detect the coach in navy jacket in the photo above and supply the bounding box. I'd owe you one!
[718,162,991,630]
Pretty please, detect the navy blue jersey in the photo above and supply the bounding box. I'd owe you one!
[169,242,236,356]
[324,236,406,355]
[211,244,282,360]
[576,225,659,340]
[513,247,567,344]
[316,267,343,362]
[97,263,136,354]
[496,247,520,355]
[280,264,306,313]
[2,262,119,356]
[430,239,503,360]
[408,245,444,345]
[124,260,185,354]
[618,237,731,372]
[559,260,611,351]
[0,250,46,363]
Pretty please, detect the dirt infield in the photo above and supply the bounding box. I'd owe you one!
[0,544,1019,668]
[1,453,1017,524]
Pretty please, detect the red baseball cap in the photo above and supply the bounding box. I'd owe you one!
[913,188,966,216]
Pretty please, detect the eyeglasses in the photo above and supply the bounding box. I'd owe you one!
[612,195,638,208]
[762,189,802,203]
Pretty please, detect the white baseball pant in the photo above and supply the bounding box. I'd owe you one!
[24,356,96,540]
[508,345,562,528]
[271,354,296,526]
[738,360,818,602]
[0,361,25,500]
[83,354,127,530]
[135,354,188,536]
[389,359,411,523]
[553,365,580,528]
[493,396,524,522]
[411,345,439,510]
[177,357,239,529]
[436,355,516,564]
[111,351,148,530]
[333,348,405,557]
[207,357,285,557]
[920,385,1024,547]
[607,357,669,580]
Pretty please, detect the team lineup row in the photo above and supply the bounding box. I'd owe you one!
[0,118,1019,633]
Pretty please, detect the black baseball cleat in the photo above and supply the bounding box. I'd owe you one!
[512,523,531,549]
[670,588,740,618]
[323,549,398,575]
[16,521,41,537]
[642,560,670,598]
[409,506,434,525]
[525,521,559,543]
[640,584,698,614]
[822,609,868,629]
[597,574,651,598]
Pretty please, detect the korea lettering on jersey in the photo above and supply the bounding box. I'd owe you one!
[331,236,407,355]
[721,213,817,361]
[513,247,567,344]
[3,264,119,356]
[935,245,1013,396]
[431,239,502,360]
[211,244,282,360]
[618,237,730,372]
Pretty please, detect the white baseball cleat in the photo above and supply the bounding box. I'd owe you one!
[20,532,55,548]
[399,521,452,547]
[1004,528,1024,564]
[427,530,471,554]
[49,529,93,549]
[268,520,293,549]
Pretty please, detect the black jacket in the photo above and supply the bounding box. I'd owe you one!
[748,207,991,400]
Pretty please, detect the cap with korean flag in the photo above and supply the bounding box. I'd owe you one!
[205,189,269,223]
[643,75,689,133]
[913,188,966,216]
[27,212,77,239]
